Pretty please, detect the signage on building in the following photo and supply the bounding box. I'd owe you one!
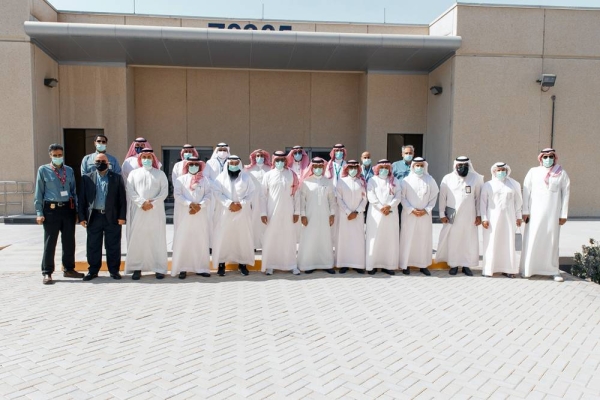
[208,23,292,31]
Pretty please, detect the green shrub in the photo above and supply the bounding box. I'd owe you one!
[573,239,600,284]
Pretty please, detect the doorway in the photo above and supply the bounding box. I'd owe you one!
[387,134,424,162]
[63,128,104,188]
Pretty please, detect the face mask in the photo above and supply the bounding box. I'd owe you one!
[255,156,264,165]
[95,144,106,152]
[51,157,63,166]
[141,158,153,170]
[379,169,389,178]
[217,151,228,159]
[188,165,200,175]
[294,153,303,162]
[313,167,323,176]
[275,161,285,170]
[183,153,192,160]
[542,157,554,168]
[95,162,108,172]
[414,166,424,175]
[348,169,358,177]
[496,171,507,180]
[335,151,344,160]
[135,147,143,154]
[228,164,240,172]
[456,164,469,177]
[403,154,413,163]
[362,159,371,166]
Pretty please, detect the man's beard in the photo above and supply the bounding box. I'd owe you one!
[228,170,241,179]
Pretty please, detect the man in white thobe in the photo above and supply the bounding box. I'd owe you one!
[480,162,523,278]
[203,142,231,247]
[171,157,212,279]
[298,158,336,274]
[121,137,162,180]
[286,146,310,179]
[436,156,483,276]
[211,156,255,277]
[245,149,271,250]
[520,148,570,282]
[261,151,301,275]
[125,149,168,280]
[399,157,439,276]
[335,160,367,274]
[366,159,401,275]
[171,144,198,182]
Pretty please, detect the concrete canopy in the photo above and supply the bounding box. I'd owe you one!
[24,21,461,72]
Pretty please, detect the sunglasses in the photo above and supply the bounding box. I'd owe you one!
[293,151,303,154]
[542,155,555,159]
[188,163,200,167]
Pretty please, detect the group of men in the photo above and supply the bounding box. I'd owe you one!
[34,136,570,284]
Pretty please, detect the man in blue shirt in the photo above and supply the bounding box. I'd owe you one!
[361,151,374,182]
[80,134,121,175]
[34,144,84,284]
[78,153,127,281]
[391,145,416,229]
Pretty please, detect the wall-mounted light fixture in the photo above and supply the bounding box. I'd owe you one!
[537,74,556,92]
[44,78,58,88]
[430,86,443,96]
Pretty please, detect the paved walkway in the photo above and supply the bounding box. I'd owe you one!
[1,222,600,398]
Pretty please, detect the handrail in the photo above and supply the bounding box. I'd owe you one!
[0,181,35,217]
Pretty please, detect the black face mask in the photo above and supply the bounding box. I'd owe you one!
[135,147,143,154]
[95,162,109,172]
[456,164,469,177]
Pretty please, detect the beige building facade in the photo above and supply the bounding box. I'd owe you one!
[1,0,598,216]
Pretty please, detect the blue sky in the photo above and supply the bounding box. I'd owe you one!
[48,0,599,24]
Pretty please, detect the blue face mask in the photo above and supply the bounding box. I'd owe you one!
[275,161,285,170]
[414,166,424,175]
[255,156,264,165]
[403,154,413,163]
[228,164,240,172]
[379,169,389,178]
[335,151,344,160]
[95,144,106,152]
[51,157,63,166]
[141,158,153,169]
[135,147,143,154]
[362,159,371,166]
[496,171,507,180]
[183,153,192,160]
[542,157,554,168]
[294,153,303,162]
[348,169,358,177]
[188,165,200,175]
[313,167,323,176]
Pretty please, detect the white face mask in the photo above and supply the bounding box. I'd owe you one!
[255,156,264,165]
[542,157,554,168]
[188,165,200,175]
[217,150,228,159]
[414,166,424,175]
[275,161,285,170]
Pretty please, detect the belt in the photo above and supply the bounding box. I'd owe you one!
[92,209,106,214]
[45,201,66,207]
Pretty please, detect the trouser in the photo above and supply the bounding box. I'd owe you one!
[41,203,76,276]
[87,210,122,274]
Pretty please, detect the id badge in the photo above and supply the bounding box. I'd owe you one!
[60,190,69,197]
[465,186,471,194]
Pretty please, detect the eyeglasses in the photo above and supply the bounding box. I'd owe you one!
[542,155,555,159]
[96,140,107,144]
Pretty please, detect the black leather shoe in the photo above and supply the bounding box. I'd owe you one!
[64,270,84,279]
[324,268,336,274]
[355,268,365,274]
[178,271,187,279]
[132,270,142,280]
[304,269,314,274]
[218,263,226,277]
[402,268,410,275]
[339,267,349,274]
[367,269,377,275]
[155,272,165,279]
[462,267,473,276]
[110,273,122,280]
[449,267,458,275]
[82,273,98,281]
[420,268,431,276]
[382,269,395,275]
[239,264,249,276]
[502,273,516,279]
[196,272,211,277]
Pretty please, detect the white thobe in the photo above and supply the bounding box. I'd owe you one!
[335,176,367,269]
[297,176,336,271]
[122,156,162,180]
[365,176,401,271]
[171,174,212,276]
[290,161,307,244]
[261,169,300,271]
[329,160,346,247]
[171,161,185,183]
[399,173,439,269]
[203,157,227,247]
[436,172,483,267]
[125,168,168,273]
[520,166,570,277]
[211,172,256,266]
[247,165,270,249]
[480,177,523,275]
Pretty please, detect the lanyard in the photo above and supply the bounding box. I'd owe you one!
[51,164,67,187]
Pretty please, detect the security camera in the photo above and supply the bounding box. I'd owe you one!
[537,74,556,88]
[430,86,443,95]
